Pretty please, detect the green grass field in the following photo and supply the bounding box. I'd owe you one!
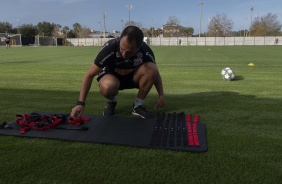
[0,46,281,183]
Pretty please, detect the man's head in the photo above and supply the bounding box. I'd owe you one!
[119,26,144,59]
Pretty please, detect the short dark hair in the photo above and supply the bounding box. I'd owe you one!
[120,26,144,47]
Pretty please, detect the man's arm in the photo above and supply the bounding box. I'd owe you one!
[154,69,165,109]
[78,64,102,102]
[71,63,102,118]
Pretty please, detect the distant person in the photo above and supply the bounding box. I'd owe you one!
[5,34,11,49]
[275,38,278,44]
[179,39,182,45]
[70,26,165,119]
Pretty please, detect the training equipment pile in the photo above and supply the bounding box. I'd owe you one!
[0,112,208,152]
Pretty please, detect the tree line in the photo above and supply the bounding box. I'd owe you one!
[0,12,281,38]
[207,12,282,36]
[0,21,91,38]
[164,13,281,37]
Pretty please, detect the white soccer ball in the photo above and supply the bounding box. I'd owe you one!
[221,67,235,81]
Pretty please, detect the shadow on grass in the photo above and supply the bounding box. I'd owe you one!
[233,75,244,81]
[1,87,281,124]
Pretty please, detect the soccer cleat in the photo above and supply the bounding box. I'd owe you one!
[103,101,117,116]
[132,104,154,119]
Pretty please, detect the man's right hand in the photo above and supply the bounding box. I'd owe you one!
[70,105,85,119]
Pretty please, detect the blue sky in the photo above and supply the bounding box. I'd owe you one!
[1,0,281,34]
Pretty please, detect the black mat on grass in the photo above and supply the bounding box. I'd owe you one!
[0,112,207,152]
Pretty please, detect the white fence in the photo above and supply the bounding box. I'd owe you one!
[67,36,282,46]
[66,38,107,46]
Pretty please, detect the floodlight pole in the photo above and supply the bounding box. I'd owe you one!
[244,17,247,37]
[65,30,68,46]
[98,22,101,35]
[126,4,133,25]
[151,19,154,37]
[103,12,106,38]
[17,19,21,34]
[250,6,254,36]
[121,20,124,31]
[199,2,204,37]
[17,19,20,27]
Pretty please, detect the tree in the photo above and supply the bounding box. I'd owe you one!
[166,16,180,25]
[52,24,62,37]
[146,27,162,37]
[156,28,163,37]
[62,26,69,33]
[72,23,92,38]
[37,21,58,36]
[61,26,70,38]
[67,30,76,38]
[0,22,13,33]
[77,26,92,38]
[235,30,248,37]
[250,13,282,36]
[18,24,37,37]
[179,26,194,36]
[73,23,81,37]
[207,13,233,36]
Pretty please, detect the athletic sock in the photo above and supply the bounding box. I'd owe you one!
[134,98,144,108]
[109,96,117,103]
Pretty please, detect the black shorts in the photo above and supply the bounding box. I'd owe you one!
[97,71,139,90]
[6,41,10,44]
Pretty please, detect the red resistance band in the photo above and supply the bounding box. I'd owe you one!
[16,113,90,134]
[69,117,90,126]
[185,114,200,147]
